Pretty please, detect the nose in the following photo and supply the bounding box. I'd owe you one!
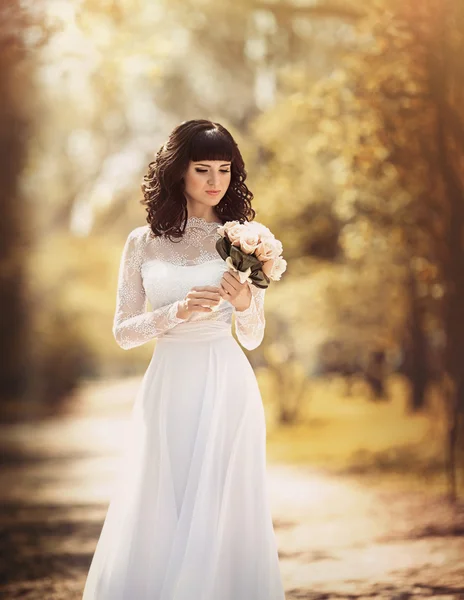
[207,172,220,188]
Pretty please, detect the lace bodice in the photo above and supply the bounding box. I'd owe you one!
[112,216,266,351]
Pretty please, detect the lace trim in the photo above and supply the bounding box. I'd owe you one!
[184,216,223,230]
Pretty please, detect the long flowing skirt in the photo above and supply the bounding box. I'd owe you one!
[82,321,286,600]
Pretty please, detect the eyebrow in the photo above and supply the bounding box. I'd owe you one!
[195,162,231,167]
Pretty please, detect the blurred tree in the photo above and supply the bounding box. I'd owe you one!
[429,0,464,502]
[156,0,362,124]
[0,0,33,416]
[246,310,310,423]
[251,2,438,384]
[0,3,102,416]
[251,0,464,497]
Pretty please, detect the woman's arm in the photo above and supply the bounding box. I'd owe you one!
[234,283,266,351]
[112,229,186,350]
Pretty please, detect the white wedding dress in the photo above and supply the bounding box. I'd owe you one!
[82,216,286,600]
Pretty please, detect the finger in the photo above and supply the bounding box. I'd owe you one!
[220,281,236,298]
[187,300,213,312]
[220,277,237,296]
[191,286,221,292]
[201,290,222,298]
[200,298,220,306]
[190,296,220,307]
[222,271,243,291]
[224,270,242,284]
[190,291,221,302]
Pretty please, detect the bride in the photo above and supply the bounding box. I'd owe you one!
[82,119,286,599]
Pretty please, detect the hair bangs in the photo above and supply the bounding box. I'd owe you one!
[189,128,234,163]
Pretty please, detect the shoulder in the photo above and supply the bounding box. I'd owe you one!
[124,225,151,248]
[127,225,150,240]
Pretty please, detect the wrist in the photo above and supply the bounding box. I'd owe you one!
[235,287,253,312]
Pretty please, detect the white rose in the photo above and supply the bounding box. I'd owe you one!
[228,224,247,246]
[255,237,283,261]
[269,256,287,281]
[217,220,240,238]
[239,230,260,254]
[247,221,273,238]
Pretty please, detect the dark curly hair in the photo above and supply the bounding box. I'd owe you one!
[140,119,255,240]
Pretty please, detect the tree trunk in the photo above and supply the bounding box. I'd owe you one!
[0,1,31,416]
[427,0,464,502]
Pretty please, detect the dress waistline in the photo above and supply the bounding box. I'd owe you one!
[157,320,233,343]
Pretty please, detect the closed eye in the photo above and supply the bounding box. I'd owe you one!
[195,168,230,173]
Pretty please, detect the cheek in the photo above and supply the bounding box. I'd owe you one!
[184,171,204,193]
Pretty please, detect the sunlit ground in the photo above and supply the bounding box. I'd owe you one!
[262,374,453,477]
[0,377,463,599]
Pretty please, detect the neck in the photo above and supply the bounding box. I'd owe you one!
[185,199,221,223]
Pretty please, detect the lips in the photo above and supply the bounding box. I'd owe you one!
[206,190,221,195]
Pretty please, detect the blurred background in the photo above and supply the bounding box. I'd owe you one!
[1,0,463,598]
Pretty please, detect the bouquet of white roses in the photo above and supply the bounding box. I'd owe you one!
[216,220,287,289]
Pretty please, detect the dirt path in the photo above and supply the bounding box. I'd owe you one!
[1,378,463,599]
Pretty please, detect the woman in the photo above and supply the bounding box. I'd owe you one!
[82,119,286,600]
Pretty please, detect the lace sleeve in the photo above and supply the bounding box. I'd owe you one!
[234,282,266,350]
[112,230,186,350]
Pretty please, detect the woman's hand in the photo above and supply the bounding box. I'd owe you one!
[176,286,222,319]
[219,270,252,312]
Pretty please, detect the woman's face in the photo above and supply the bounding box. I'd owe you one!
[183,160,231,209]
